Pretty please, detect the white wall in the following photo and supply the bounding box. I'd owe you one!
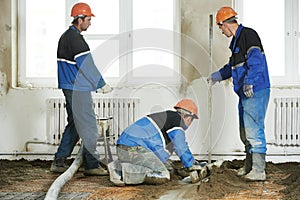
[1,0,300,163]
[186,79,300,162]
[0,86,183,153]
[1,79,300,163]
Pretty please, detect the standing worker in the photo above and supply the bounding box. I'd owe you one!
[108,99,207,186]
[207,6,270,181]
[50,2,113,176]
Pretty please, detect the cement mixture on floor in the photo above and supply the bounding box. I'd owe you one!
[0,159,299,199]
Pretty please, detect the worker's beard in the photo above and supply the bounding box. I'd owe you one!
[80,24,89,32]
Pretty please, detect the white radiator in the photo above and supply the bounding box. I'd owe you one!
[274,97,300,146]
[46,97,140,145]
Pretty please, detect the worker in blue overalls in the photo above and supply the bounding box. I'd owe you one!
[208,6,270,181]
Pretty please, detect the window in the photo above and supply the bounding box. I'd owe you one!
[18,0,180,88]
[18,0,66,87]
[237,0,300,85]
[131,0,178,81]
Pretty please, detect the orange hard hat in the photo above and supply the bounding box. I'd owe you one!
[174,99,199,119]
[71,2,95,17]
[216,6,237,25]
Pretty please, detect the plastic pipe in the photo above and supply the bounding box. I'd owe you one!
[44,144,83,200]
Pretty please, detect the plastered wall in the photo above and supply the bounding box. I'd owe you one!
[0,0,12,96]
[180,0,232,85]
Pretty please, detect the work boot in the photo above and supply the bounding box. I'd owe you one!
[243,153,266,181]
[108,161,125,187]
[237,153,252,176]
[50,157,69,173]
[144,172,169,185]
[84,166,108,176]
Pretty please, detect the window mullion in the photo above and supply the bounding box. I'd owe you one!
[17,0,27,86]
[291,0,299,82]
[294,0,300,81]
[285,0,294,79]
[119,0,132,84]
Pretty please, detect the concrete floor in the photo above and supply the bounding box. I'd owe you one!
[0,192,90,200]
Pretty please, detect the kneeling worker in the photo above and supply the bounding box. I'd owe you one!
[108,99,204,186]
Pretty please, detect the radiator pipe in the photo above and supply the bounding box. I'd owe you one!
[0,152,58,156]
[24,140,65,152]
[45,144,83,200]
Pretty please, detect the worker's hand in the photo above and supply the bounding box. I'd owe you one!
[243,84,254,98]
[188,164,211,183]
[188,160,207,171]
[207,76,216,86]
[207,71,222,86]
[198,165,210,179]
[97,84,113,94]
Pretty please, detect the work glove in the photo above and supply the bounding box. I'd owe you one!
[188,164,202,171]
[198,165,210,179]
[188,160,208,171]
[207,71,222,86]
[188,163,211,183]
[97,84,113,94]
[243,84,254,98]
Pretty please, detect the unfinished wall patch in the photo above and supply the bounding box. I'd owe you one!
[0,71,8,96]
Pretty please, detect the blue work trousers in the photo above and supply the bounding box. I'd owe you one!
[55,89,100,170]
[239,88,270,154]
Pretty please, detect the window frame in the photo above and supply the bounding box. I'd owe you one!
[236,0,300,86]
[17,0,181,88]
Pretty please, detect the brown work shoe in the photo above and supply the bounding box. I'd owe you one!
[84,167,108,176]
